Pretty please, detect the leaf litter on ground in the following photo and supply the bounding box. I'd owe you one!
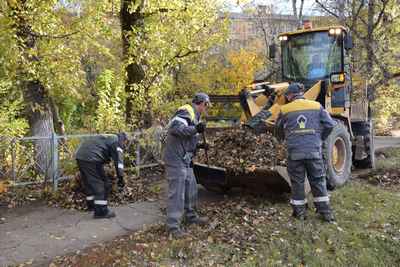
[0,166,164,210]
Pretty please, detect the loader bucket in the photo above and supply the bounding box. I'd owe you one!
[193,163,292,194]
[193,163,229,188]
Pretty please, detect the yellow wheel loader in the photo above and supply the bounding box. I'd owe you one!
[194,24,375,193]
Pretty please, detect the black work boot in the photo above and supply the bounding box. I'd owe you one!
[319,212,335,223]
[291,205,307,220]
[187,216,209,226]
[94,204,116,219]
[169,228,190,239]
[86,200,94,212]
[314,201,334,222]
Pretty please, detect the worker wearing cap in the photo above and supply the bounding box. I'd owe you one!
[275,83,336,222]
[75,132,128,219]
[163,92,211,238]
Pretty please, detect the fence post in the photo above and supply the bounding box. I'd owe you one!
[51,132,59,191]
[136,142,141,177]
[11,138,16,183]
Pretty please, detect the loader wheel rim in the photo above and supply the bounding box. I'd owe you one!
[332,137,346,173]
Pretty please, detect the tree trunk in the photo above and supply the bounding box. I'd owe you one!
[23,81,55,181]
[366,0,375,100]
[291,0,298,20]
[120,0,146,127]
[10,1,56,181]
[143,87,153,128]
[50,97,65,136]
[298,0,304,26]
[337,0,346,25]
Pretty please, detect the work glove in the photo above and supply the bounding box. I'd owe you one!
[195,122,206,133]
[117,177,125,192]
[197,143,209,150]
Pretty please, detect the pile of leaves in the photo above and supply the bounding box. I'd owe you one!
[366,169,400,189]
[197,128,286,174]
[0,183,43,209]
[45,166,164,210]
[0,166,164,211]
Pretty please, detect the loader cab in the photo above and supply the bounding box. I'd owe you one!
[278,26,349,89]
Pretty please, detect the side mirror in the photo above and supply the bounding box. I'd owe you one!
[344,33,353,50]
[269,44,276,59]
[330,72,345,84]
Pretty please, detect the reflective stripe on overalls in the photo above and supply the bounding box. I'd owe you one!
[280,98,331,213]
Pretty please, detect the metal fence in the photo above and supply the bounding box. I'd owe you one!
[0,128,165,191]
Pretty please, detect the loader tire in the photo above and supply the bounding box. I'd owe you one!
[323,121,352,190]
[352,120,376,169]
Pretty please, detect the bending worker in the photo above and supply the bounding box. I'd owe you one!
[75,132,128,219]
[275,83,336,222]
[163,92,211,238]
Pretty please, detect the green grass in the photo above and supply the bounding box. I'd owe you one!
[242,181,400,266]
[376,147,400,170]
[53,180,400,267]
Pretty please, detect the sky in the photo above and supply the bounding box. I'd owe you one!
[223,0,322,16]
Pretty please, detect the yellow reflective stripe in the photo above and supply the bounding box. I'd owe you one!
[178,104,195,122]
[281,99,321,114]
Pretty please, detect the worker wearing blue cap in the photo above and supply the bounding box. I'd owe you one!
[276,83,336,222]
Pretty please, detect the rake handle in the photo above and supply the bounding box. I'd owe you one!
[202,132,210,166]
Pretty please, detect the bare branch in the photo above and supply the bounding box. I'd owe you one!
[298,0,305,23]
[358,16,369,27]
[373,0,390,30]
[315,0,339,18]
[354,1,365,18]
[349,0,365,31]
[29,31,79,39]
[176,50,199,59]
[373,71,400,88]
[292,0,297,19]
[143,48,201,91]
[351,29,388,74]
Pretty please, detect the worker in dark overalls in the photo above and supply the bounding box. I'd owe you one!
[276,83,336,222]
[76,133,128,219]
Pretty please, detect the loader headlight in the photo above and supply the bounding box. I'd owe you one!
[330,72,345,84]
[329,28,342,35]
[278,35,288,41]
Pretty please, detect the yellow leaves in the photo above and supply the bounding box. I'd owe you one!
[94,70,125,132]
[6,0,17,8]
[187,48,264,97]
[223,49,263,93]
[0,181,8,193]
